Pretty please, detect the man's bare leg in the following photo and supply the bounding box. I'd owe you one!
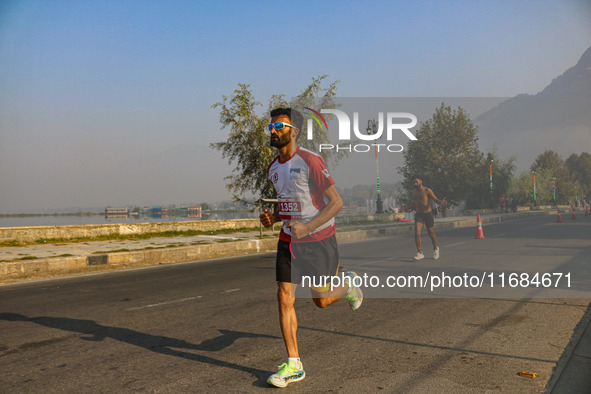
[427,226,440,259]
[311,283,349,308]
[415,221,423,252]
[277,282,299,357]
[427,226,438,249]
[414,221,426,260]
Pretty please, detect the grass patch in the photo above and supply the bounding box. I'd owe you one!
[92,249,130,254]
[215,238,246,243]
[16,256,39,260]
[1,241,22,247]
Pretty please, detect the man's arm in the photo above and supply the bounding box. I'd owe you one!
[288,185,343,239]
[428,188,447,206]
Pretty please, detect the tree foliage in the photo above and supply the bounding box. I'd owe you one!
[529,150,579,203]
[565,152,591,197]
[465,150,516,209]
[397,103,483,207]
[508,168,555,206]
[210,75,341,204]
[507,150,586,205]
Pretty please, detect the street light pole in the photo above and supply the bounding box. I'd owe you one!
[489,160,493,195]
[367,119,383,214]
[489,159,494,209]
[532,170,537,206]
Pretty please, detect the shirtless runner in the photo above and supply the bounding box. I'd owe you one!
[402,175,447,260]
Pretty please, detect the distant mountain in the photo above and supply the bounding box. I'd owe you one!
[538,45,591,97]
[475,46,591,172]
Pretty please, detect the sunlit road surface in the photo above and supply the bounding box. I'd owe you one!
[1,215,589,393]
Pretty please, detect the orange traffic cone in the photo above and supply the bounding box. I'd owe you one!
[571,207,576,220]
[557,209,562,223]
[475,214,485,239]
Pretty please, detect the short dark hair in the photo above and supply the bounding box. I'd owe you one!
[270,107,303,139]
[411,175,421,181]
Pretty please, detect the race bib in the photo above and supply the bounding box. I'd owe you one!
[278,198,302,220]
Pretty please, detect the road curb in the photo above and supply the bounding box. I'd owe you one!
[545,303,591,393]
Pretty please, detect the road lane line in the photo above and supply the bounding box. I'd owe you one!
[356,257,400,267]
[446,242,467,247]
[126,296,202,311]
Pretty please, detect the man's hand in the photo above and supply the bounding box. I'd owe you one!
[259,209,275,228]
[287,221,311,239]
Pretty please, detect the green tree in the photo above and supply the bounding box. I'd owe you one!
[529,150,579,204]
[531,150,565,173]
[465,150,516,209]
[210,75,341,204]
[565,152,591,197]
[508,168,554,206]
[397,103,483,208]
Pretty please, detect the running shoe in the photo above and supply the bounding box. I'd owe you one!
[413,251,424,260]
[267,360,305,388]
[433,247,439,260]
[344,271,363,310]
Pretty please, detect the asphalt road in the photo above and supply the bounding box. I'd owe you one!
[1,215,590,393]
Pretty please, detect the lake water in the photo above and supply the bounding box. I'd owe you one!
[0,212,258,228]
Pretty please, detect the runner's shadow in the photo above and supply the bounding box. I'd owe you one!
[0,312,277,384]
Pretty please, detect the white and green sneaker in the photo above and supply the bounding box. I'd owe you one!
[267,360,305,388]
[433,247,440,260]
[344,271,364,310]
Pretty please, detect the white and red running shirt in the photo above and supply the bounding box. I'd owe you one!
[267,147,336,243]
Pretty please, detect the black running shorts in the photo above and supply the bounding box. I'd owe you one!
[415,212,435,228]
[276,235,340,290]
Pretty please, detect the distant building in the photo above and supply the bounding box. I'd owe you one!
[187,206,202,218]
[187,206,202,214]
[105,207,129,215]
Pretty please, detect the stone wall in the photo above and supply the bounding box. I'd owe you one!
[0,219,261,244]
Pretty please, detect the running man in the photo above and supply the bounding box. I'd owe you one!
[260,107,363,388]
[402,175,447,260]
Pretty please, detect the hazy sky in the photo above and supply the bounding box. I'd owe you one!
[1,0,590,212]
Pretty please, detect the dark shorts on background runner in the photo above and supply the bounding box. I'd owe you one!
[276,235,340,288]
[415,212,435,228]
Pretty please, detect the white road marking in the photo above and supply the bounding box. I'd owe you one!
[446,241,467,247]
[356,257,398,266]
[126,296,202,311]
[126,288,241,311]
[490,233,506,237]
